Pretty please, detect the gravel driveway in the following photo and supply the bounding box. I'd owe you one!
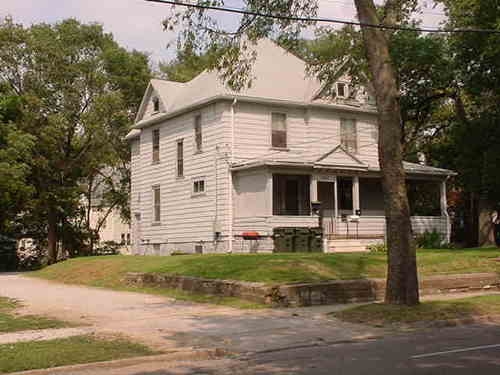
[0,273,380,353]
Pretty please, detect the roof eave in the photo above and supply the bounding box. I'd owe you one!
[133,94,378,130]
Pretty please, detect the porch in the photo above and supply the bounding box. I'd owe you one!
[232,167,452,252]
[272,172,451,250]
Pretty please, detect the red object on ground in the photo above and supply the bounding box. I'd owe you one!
[242,231,260,240]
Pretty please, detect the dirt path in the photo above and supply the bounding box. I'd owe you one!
[0,273,381,353]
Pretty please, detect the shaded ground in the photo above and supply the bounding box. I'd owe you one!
[334,294,500,327]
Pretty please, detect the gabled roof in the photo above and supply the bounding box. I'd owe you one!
[133,39,376,130]
[315,145,367,169]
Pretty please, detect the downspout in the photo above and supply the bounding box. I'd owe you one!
[228,98,237,253]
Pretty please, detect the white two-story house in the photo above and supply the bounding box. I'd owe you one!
[127,39,454,254]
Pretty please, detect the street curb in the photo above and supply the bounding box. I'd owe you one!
[10,348,228,375]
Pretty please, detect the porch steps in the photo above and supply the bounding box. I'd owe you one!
[327,238,382,253]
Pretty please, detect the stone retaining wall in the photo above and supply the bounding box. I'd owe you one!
[124,272,500,307]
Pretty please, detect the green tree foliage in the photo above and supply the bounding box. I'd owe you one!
[159,41,214,82]
[0,93,34,235]
[0,18,151,261]
[427,0,500,203]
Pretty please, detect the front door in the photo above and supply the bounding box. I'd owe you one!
[338,177,353,215]
[318,181,336,236]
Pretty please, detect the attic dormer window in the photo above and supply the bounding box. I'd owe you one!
[336,82,347,99]
[152,97,160,112]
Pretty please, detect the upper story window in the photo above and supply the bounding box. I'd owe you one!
[341,118,357,153]
[336,82,348,99]
[152,129,160,163]
[176,139,184,178]
[152,97,160,112]
[152,185,161,223]
[271,112,287,149]
[194,114,202,153]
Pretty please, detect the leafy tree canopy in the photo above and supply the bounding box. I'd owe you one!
[0,17,151,258]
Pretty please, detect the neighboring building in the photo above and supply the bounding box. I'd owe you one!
[88,207,131,252]
[88,171,131,253]
[127,39,455,254]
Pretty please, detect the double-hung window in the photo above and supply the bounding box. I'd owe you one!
[271,113,287,149]
[152,185,161,223]
[177,139,184,177]
[340,119,357,153]
[194,115,202,152]
[152,129,160,163]
[193,179,205,195]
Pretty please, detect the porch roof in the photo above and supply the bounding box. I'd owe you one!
[231,144,369,172]
[231,147,456,177]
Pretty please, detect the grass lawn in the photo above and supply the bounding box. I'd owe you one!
[32,248,500,285]
[333,295,500,327]
[0,334,156,373]
[29,248,500,306]
[0,296,70,333]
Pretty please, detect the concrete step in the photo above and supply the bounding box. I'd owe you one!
[327,238,382,253]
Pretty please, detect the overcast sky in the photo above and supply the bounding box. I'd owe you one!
[1,0,446,66]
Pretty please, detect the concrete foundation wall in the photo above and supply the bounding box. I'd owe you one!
[125,272,500,307]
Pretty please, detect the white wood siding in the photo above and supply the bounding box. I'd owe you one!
[231,103,380,168]
[233,102,308,161]
[307,108,379,168]
[130,102,230,252]
[411,216,448,236]
[234,170,270,218]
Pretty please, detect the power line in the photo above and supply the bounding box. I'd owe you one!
[145,0,500,34]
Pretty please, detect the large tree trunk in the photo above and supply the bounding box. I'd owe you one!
[354,0,419,305]
[47,207,58,264]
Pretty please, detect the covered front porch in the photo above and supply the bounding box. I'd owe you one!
[271,171,451,243]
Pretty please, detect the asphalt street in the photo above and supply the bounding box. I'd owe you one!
[42,323,500,375]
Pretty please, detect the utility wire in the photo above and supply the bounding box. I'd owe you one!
[145,0,500,34]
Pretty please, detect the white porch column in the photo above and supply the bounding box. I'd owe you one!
[310,174,318,203]
[267,171,273,216]
[334,177,339,219]
[440,179,448,216]
[441,179,451,243]
[352,176,360,214]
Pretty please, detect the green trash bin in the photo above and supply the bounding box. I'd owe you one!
[273,228,294,252]
[309,235,323,252]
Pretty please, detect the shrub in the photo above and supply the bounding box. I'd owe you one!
[0,235,18,271]
[94,241,120,255]
[415,230,452,249]
[17,244,45,270]
[367,243,387,253]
